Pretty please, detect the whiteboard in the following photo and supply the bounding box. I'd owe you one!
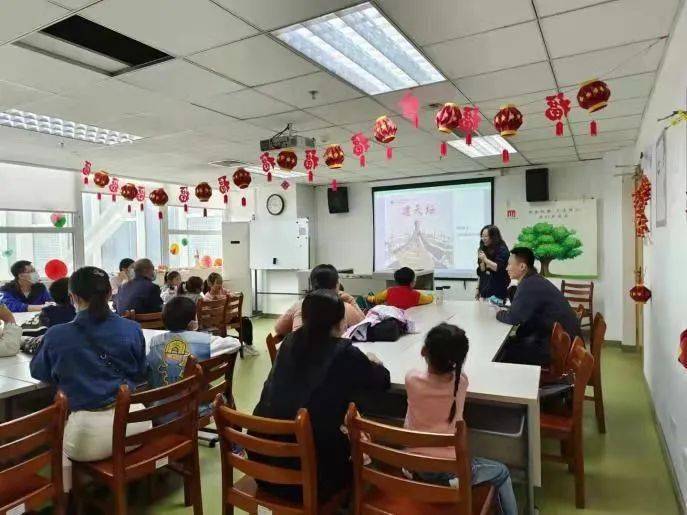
[249,218,309,270]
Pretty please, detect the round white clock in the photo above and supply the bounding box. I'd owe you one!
[266,193,285,215]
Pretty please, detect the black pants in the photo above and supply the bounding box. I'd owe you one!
[241,317,253,346]
[500,334,550,366]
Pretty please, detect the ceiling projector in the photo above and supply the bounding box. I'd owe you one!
[259,123,316,151]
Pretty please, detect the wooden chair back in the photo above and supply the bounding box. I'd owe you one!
[123,310,165,330]
[196,297,227,337]
[224,292,243,331]
[266,333,285,364]
[0,392,68,515]
[345,403,473,515]
[567,345,595,430]
[213,397,320,514]
[184,353,238,427]
[549,323,572,379]
[561,280,594,327]
[590,313,606,380]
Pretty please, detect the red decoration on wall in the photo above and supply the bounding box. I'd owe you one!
[120,183,137,213]
[632,174,651,238]
[277,149,298,171]
[304,149,319,183]
[260,151,276,182]
[281,180,290,191]
[440,141,447,157]
[324,144,344,169]
[502,149,510,164]
[179,186,190,213]
[149,188,169,219]
[136,185,145,211]
[108,177,119,202]
[218,175,230,204]
[331,179,338,192]
[436,103,462,133]
[458,106,481,145]
[81,161,91,184]
[351,132,370,167]
[679,330,687,370]
[398,90,420,128]
[629,283,652,304]
[45,259,68,281]
[373,116,397,144]
[544,93,571,136]
[93,170,109,201]
[577,79,611,135]
[233,167,252,208]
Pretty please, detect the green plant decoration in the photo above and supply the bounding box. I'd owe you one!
[516,222,583,276]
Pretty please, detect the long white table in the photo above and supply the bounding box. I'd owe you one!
[354,301,541,507]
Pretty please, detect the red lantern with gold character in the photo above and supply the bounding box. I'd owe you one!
[149,188,168,220]
[233,168,252,207]
[577,79,610,136]
[324,144,344,169]
[93,170,109,201]
[629,283,651,304]
[493,104,523,164]
[195,182,212,202]
[435,103,462,133]
[277,149,297,171]
[120,183,138,213]
[373,116,397,144]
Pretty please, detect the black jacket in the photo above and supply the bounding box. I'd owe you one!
[115,276,163,315]
[252,332,390,501]
[477,242,510,300]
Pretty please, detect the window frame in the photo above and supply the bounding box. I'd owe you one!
[165,205,224,267]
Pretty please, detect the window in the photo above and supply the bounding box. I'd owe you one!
[82,193,161,274]
[0,210,75,281]
[167,206,223,269]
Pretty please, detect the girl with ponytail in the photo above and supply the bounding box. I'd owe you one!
[404,323,518,515]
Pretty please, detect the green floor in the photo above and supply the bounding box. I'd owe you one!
[142,318,681,515]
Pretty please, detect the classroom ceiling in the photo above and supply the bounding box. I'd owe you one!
[0,0,679,185]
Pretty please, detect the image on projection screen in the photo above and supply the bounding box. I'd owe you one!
[373,180,492,279]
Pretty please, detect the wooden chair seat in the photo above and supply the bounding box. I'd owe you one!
[361,483,497,515]
[0,473,52,510]
[229,476,345,515]
[540,413,574,435]
[75,434,192,483]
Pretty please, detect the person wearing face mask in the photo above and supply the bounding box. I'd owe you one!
[115,258,163,316]
[110,258,134,297]
[0,260,52,312]
[30,266,150,462]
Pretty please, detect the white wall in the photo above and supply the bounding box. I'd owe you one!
[314,161,627,341]
[0,163,80,212]
[632,0,687,506]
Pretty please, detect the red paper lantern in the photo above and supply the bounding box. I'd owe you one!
[629,283,651,304]
[195,182,212,202]
[373,115,397,144]
[45,259,68,281]
[149,188,168,219]
[93,170,109,200]
[578,79,611,136]
[324,144,344,169]
[233,168,252,207]
[120,183,137,201]
[435,103,462,133]
[493,104,523,137]
[277,149,298,171]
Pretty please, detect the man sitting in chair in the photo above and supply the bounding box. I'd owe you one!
[115,258,163,315]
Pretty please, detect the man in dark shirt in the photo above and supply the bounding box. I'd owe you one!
[496,247,581,366]
[115,258,163,315]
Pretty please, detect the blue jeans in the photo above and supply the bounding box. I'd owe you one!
[415,457,517,515]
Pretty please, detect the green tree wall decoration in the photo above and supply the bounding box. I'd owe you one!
[516,222,583,276]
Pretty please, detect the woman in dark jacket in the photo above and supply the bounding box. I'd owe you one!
[476,225,510,301]
[0,260,51,312]
[252,289,391,502]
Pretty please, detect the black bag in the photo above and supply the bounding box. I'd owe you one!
[20,335,44,355]
[366,318,404,342]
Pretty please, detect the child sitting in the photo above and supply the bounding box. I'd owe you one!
[404,323,517,515]
[177,276,203,305]
[39,277,76,328]
[368,267,433,310]
[161,271,181,304]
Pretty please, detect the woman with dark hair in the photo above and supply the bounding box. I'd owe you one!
[0,260,52,312]
[253,289,390,502]
[476,225,510,301]
[30,266,150,462]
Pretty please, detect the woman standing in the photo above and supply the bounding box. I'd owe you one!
[476,225,510,302]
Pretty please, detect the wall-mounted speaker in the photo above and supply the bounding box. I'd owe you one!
[526,168,549,202]
[327,187,349,213]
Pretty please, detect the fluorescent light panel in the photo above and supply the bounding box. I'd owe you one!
[448,135,517,159]
[0,109,142,145]
[273,2,445,95]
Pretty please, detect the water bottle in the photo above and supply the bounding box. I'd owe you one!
[436,286,445,305]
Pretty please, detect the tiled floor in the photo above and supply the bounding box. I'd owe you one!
[137,318,681,514]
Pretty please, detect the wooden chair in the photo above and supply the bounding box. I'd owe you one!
[540,323,572,385]
[541,345,594,509]
[71,367,204,515]
[0,392,68,515]
[345,403,497,515]
[123,310,165,330]
[184,352,238,448]
[266,333,284,365]
[213,397,346,515]
[224,293,244,356]
[561,280,594,329]
[197,297,228,337]
[586,313,607,434]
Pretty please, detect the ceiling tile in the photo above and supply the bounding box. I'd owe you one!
[213,0,358,31]
[374,81,469,114]
[516,136,575,151]
[553,40,666,86]
[423,21,547,79]
[196,89,293,119]
[189,35,318,87]
[49,0,97,8]
[574,128,639,145]
[522,147,578,159]
[0,80,55,110]
[477,88,558,117]
[578,152,604,160]
[82,0,257,56]
[528,155,579,164]
[306,97,386,125]
[576,139,635,152]
[541,0,678,58]
[475,153,530,168]
[378,0,534,47]
[246,110,333,132]
[0,0,67,44]
[118,59,243,103]
[567,97,647,123]
[456,62,555,102]
[534,0,607,17]
[603,73,655,100]
[255,72,362,109]
[570,114,642,135]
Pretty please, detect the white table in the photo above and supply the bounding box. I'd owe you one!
[354,301,541,510]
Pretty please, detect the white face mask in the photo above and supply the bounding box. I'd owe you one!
[127,269,135,280]
[27,272,40,284]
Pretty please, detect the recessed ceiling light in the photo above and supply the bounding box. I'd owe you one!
[273,2,445,95]
[448,135,517,159]
[0,109,141,145]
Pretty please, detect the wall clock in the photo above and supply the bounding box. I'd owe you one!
[266,193,285,215]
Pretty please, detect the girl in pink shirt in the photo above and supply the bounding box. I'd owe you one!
[404,323,517,515]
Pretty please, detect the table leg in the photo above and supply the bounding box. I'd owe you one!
[527,399,541,515]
